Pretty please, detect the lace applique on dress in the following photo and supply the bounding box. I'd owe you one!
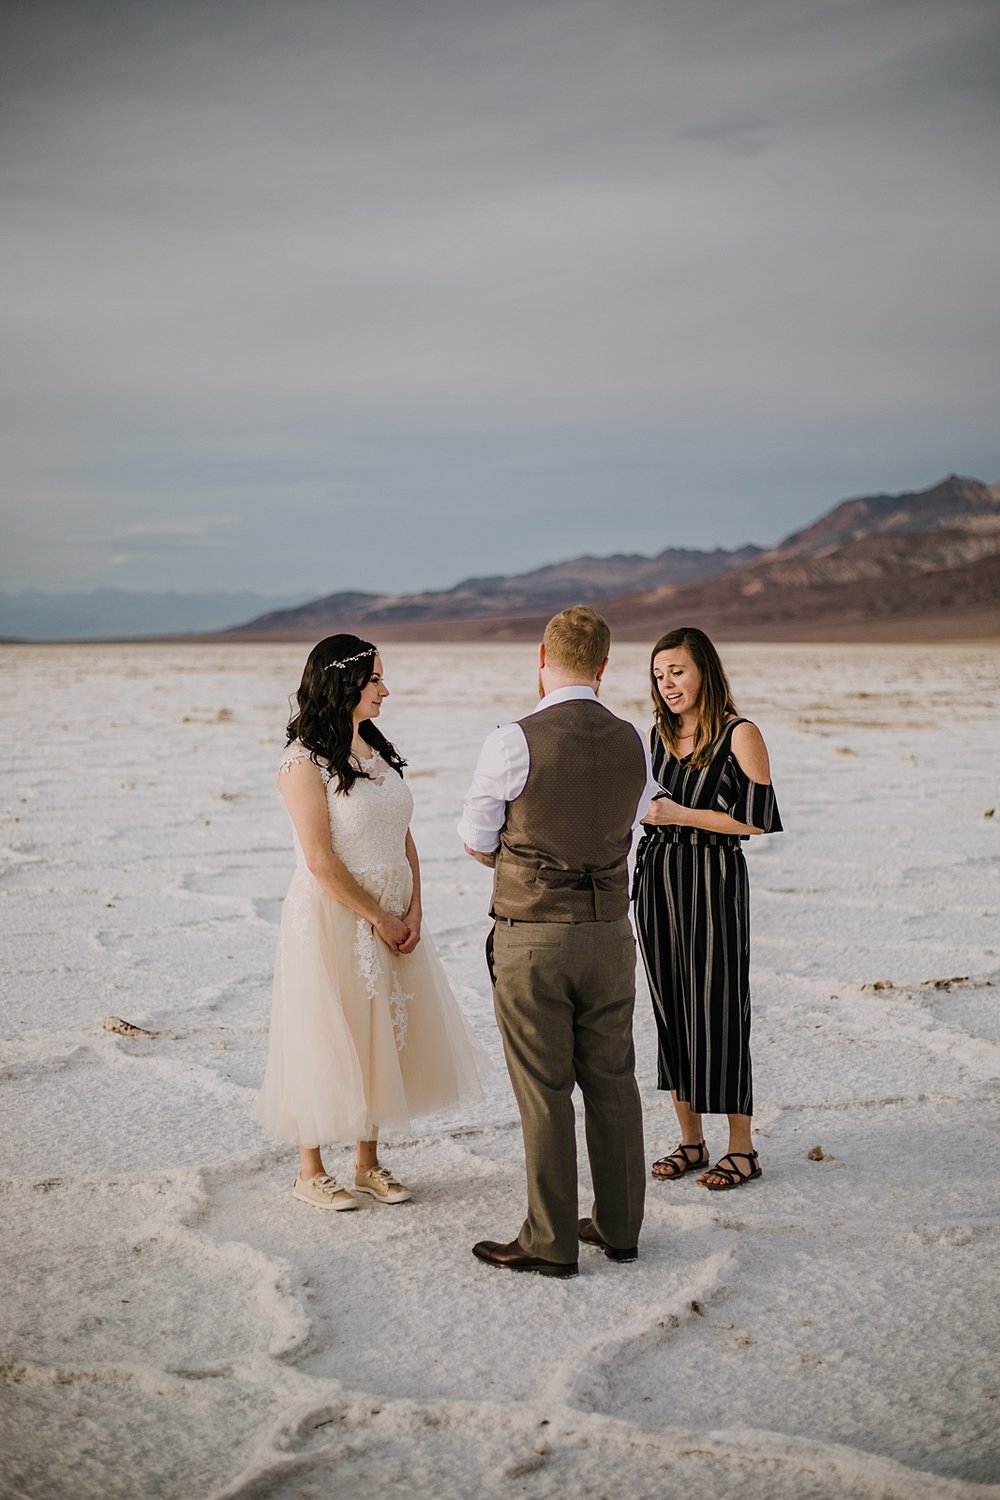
[388,971,412,1050]
[352,911,412,1048]
[354,918,380,999]
[378,865,410,918]
[279,744,332,785]
[352,750,385,785]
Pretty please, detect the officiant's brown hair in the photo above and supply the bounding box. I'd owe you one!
[543,605,611,679]
[649,625,739,768]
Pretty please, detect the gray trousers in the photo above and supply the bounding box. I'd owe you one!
[491,917,646,1263]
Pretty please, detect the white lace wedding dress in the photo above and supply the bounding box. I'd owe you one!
[256,743,485,1146]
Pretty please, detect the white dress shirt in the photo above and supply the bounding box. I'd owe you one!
[458,684,661,854]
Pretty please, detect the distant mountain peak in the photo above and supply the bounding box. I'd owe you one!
[766,475,998,561]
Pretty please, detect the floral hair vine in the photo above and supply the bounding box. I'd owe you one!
[326,646,377,670]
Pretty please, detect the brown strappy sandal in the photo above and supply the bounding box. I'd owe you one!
[700,1150,762,1191]
[651,1140,709,1180]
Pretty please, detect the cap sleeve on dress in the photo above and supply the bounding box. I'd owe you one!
[715,757,783,833]
[278,743,332,785]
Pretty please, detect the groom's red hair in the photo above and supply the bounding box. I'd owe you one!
[543,605,611,679]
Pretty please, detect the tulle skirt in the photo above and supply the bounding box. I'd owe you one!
[256,861,485,1146]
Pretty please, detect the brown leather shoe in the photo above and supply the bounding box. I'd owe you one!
[578,1218,639,1262]
[472,1238,578,1278]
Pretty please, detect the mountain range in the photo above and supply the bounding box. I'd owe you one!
[230,544,763,634]
[0,589,313,642]
[229,475,1000,643]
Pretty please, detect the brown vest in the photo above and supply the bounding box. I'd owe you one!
[491,698,646,923]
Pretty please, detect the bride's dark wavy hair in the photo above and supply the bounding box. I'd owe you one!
[285,634,406,795]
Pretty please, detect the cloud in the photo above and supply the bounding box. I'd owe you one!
[674,117,774,157]
[110,518,239,550]
[1,0,998,594]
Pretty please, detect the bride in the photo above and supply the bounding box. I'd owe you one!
[256,635,484,1210]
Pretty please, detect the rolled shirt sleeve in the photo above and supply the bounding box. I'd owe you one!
[635,729,661,827]
[457,722,530,853]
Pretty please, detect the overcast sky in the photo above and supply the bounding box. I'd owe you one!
[2,0,998,596]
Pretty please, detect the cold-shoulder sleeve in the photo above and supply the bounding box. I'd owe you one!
[715,755,783,834]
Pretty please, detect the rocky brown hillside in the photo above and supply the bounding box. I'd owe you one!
[369,550,1000,645]
[748,524,1000,588]
[599,548,1000,641]
[229,544,761,635]
[768,474,997,558]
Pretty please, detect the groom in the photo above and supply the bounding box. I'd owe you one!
[459,606,654,1276]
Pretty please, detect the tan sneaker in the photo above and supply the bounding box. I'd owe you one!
[292,1173,359,1211]
[353,1165,413,1204]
